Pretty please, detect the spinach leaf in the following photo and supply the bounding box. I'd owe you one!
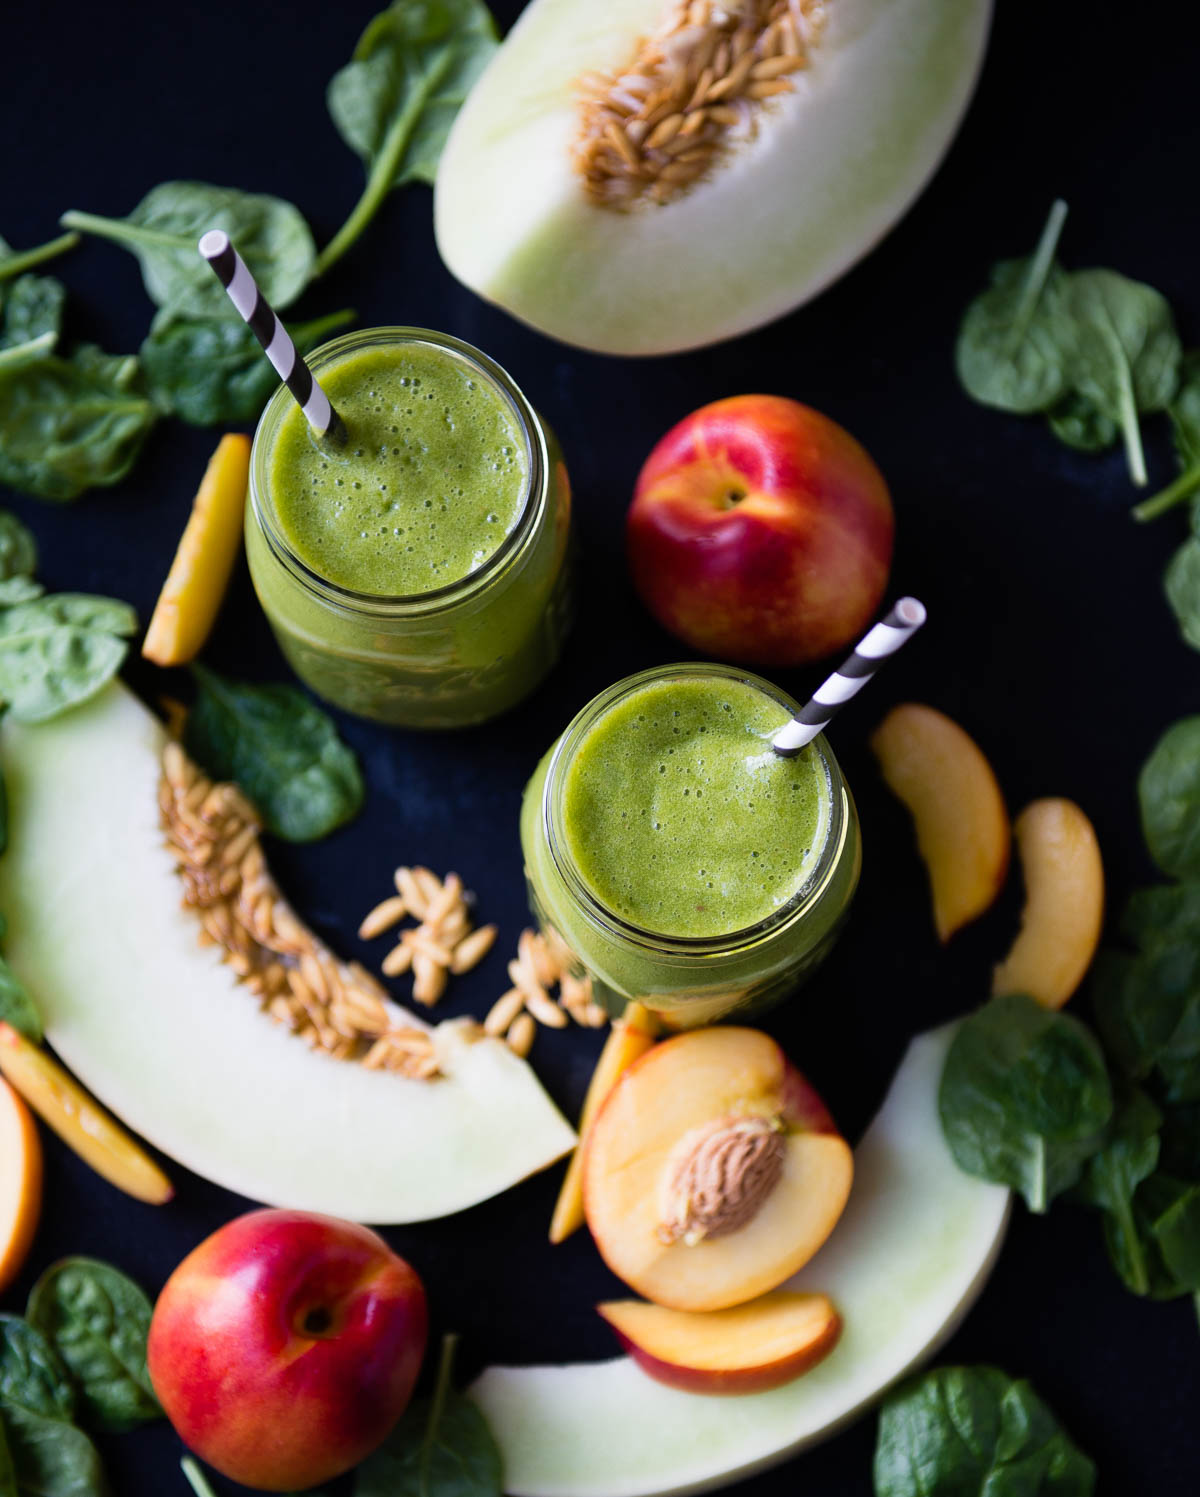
[61,183,315,319]
[0,593,138,723]
[0,958,41,1044]
[1092,950,1200,1105]
[1065,268,1181,487]
[1074,1089,1162,1295]
[1046,391,1117,452]
[1143,1174,1200,1292]
[25,1261,159,1433]
[0,1412,15,1497]
[185,664,364,842]
[0,1406,108,1497]
[1138,717,1200,879]
[939,993,1112,1212]
[0,233,79,284]
[0,1317,75,1425]
[0,580,43,607]
[955,200,1074,414]
[355,1335,502,1497]
[0,514,36,582]
[142,307,355,426]
[0,277,65,355]
[320,0,499,276]
[1165,533,1200,652]
[0,347,156,502]
[873,1365,1095,1497]
[1169,350,1200,469]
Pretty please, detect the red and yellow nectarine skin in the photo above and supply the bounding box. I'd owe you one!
[148,1208,427,1491]
[627,396,894,666]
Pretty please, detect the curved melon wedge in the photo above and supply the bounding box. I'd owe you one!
[470,1025,1009,1497]
[435,0,992,355]
[0,684,575,1223]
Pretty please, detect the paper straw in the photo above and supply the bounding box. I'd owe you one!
[772,597,927,757]
[198,230,345,443]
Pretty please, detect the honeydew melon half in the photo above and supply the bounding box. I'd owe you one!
[470,1025,1009,1497]
[435,0,992,355]
[0,684,575,1222]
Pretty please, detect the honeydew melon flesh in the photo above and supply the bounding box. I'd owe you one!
[471,1025,1010,1497]
[0,683,576,1223]
[434,0,992,355]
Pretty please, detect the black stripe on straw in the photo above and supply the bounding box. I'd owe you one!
[204,239,237,287]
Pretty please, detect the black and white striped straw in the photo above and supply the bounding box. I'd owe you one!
[772,597,927,757]
[198,230,345,444]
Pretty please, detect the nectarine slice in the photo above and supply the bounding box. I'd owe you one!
[0,1075,42,1292]
[550,1003,658,1245]
[583,1028,852,1313]
[992,798,1104,1009]
[598,1291,841,1395]
[870,703,1010,941]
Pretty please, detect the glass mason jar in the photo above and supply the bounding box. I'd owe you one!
[520,664,862,1027]
[246,328,572,728]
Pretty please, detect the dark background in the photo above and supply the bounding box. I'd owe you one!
[4,1,1199,1492]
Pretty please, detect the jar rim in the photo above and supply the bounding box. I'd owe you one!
[541,663,850,960]
[249,327,548,618]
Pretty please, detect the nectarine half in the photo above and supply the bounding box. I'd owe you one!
[0,1075,42,1292]
[583,1028,852,1312]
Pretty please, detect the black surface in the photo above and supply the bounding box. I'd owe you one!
[4,1,1200,1493]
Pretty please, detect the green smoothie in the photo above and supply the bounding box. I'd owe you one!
[246,329,572,728]
[562,677,827,939]
[269,343,528,596]
[520,665,860,1025]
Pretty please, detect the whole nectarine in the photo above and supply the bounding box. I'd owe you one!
[627,396,894,665]
[147,1208,427,1490]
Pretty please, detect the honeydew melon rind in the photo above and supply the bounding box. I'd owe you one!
[471,1025,1010,1497]
[435,0,993,355]
[0,684,576,1223]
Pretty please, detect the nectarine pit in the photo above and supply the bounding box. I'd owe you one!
[658,1114,786,1247]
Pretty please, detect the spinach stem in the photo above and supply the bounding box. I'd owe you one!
[60,210,191,253]
[1116,1201,1150,1295]
[314,50,456,279]
[0,230,80,282]
[1029,1136,1047,1215]
[1114,346,1148,487]
[419,1333,460,1494]
[1132,462,1200,522]
[0,331,57,370]
[180,1457,219,1497]
[293,308,358,343]
[1011,199,1068,344]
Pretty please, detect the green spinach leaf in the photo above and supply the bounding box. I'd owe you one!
[142,307,355,426]
[0,277,65,356]
[873,1365,1095,1497]
[0,580,43,607]
[955,200,1075,414]
[1138,717,1200,879]
[0,514,36,583]
[0,958,41,1044]
[0,347,156,502]
[0,1317,75,1425]
[1046,391,1117,452]
[0,233,79,284]
[25,1261,159,1433]
[0,1405,108,1497]
[355,1335,502,1497]
[1065,268,1181,487]
[1165,532,1200,652]
[0,1412,15,1497]
[939,993,1112,1212]
[320,0,499,276]
[62,183,315,319]
[0,593,138,723]
[1074,1088,1162,1295]
[185,664,363,842]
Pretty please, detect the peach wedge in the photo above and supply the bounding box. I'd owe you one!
[598,1291,842,1395]
[0,1075,42,1292]
[583,1028,852,1313]
[992,798,1104,1009]
[870,703,1009,942]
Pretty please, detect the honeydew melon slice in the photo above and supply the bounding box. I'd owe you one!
[470,1025,1009,1496]
[0,684,575,1223]
[434,0,992,355]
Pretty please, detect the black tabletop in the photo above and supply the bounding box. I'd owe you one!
[4,2,1200,1493]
